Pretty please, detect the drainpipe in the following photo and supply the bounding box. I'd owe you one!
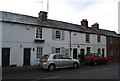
[70,31,72,57]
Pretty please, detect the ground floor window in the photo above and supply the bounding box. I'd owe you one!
[51,47,65,54]
[36,47,43,59]
[86,47,91,54]
[98,49,101,54]
[55,48,61,54]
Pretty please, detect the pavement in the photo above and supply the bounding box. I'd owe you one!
[2,65,40,72]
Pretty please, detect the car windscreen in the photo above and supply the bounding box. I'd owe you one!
[94,54,102,57]
[85,54,92,57]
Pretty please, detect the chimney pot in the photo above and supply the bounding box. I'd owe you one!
[81,19,88,27]
[92,23,99,29]
[38,11,48,21]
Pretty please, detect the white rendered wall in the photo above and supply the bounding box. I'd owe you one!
[71,32,106,57]
[0,22,2,67]
[2,22,70,66]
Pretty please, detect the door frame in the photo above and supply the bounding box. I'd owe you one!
[23,48,31,66]
[80,49,85,62]
[102,48,105,57]
[73,48,77,59]
[2,48,10,67]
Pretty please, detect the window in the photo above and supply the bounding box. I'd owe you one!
[36,47,43,59]
[86,47,91,54]
[55,48,61,54]
[55,30,61,39]
[97,35,101,42]
[52,29,64,40]
[51,47,64,54]
[53,55,62,59]
[98,49,101,54]
[36,27,42,39]
[86,34,90,43]
[61,54,69,59]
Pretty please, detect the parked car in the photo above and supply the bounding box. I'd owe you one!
[84,53,108,65]
[39,54,80,71]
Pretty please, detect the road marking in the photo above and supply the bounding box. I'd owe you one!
[81,68,109,74]
[43,76,60,79]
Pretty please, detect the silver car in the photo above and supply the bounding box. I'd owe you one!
[39,54,80,71]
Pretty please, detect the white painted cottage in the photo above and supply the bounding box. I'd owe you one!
[0,11,107,67]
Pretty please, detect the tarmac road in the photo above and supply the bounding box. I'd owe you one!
[2,62,120,81]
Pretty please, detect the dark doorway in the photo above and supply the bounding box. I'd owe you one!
[73,48,77,59]
[102,49,105,57]
[2,48,10,67]
[23,48,31,66]
[80,49,85,62]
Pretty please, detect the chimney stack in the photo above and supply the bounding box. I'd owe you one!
[38,11,48,21]
[92,23,99,29]
[81,19,88,27]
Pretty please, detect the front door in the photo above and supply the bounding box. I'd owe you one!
[102,49,105,57]
[2,48,10,67]
[73,48,77,59]
[23,48,31,66]
[80,49,85,62]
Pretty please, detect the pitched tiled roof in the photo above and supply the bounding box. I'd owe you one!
[0,11,119,38]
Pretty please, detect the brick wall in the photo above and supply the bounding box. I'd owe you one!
[106,37,120,60]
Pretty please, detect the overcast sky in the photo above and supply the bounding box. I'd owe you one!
[0,0,119,33]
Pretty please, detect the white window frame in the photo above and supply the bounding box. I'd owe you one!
[55,48,61,54]
[36,47,43,59]
[86,47,91,54]
[36,27,42,39]
[86,34,90,43]
[97,35,101,42]
[55,30,61,39]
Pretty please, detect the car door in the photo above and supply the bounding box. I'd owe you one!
[62,55,73,67]
[53,55,63,68]
[94,54,101,62]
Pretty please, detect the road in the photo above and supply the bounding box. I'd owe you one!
[2,62,119,81]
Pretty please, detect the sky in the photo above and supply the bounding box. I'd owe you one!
[0,0,119,33]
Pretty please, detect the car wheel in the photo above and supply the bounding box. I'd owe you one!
[48,64,55,71]
[73,62,79,69]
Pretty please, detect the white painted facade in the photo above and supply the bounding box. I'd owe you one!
[1,21,107,66]
[71,31,106,58]
[2,22,70,66]
[0,22,2,66]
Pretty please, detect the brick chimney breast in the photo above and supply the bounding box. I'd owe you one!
[81,19,88,27]
[38,11,48,21]
[92,23,99,29]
